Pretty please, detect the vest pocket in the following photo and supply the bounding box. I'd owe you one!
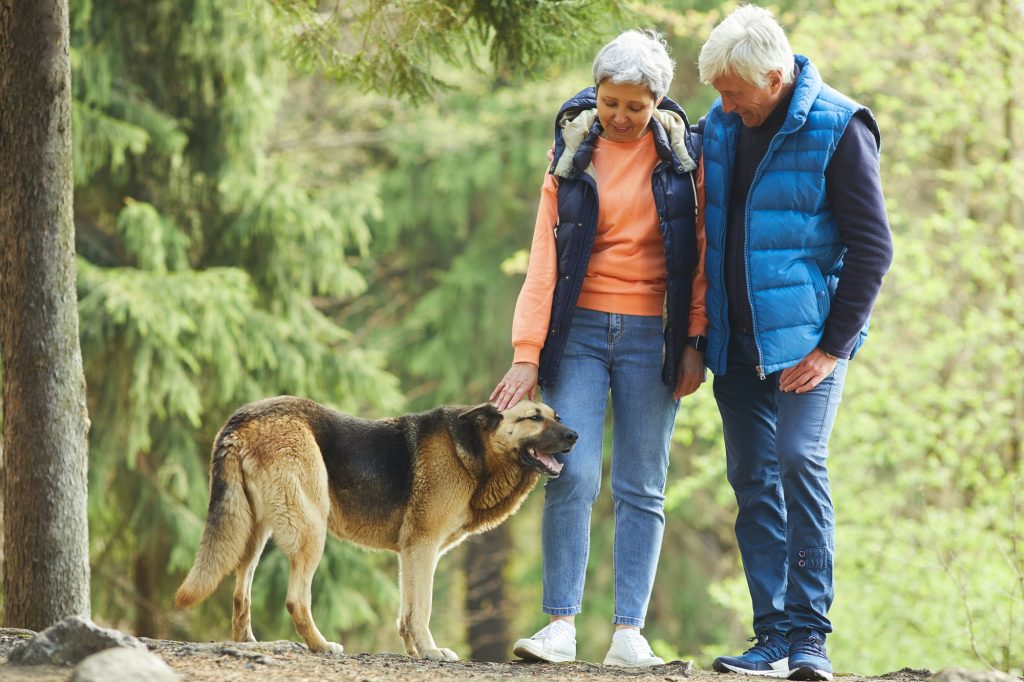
[809,265,830,322]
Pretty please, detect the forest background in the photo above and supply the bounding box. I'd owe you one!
[0,0,1020,676]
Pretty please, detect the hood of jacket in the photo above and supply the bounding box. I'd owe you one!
[549,86,698,180]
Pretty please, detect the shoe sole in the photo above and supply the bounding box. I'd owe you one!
[603,656,665,667]
[788,666,833,681]
[512,640,575,663]
[714,660,792,677]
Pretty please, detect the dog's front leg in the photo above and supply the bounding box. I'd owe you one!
[397,543,458,661]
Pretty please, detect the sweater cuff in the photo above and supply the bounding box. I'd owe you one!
[513,343,543,366]
[818,343,851,361]
[686,321,708,337]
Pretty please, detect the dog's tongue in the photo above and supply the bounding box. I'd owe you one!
[534,450,564,475]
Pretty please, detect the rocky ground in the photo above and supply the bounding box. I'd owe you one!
[0,629,952,682]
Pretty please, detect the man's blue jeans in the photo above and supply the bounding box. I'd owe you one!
[540,307,678,627]
[712,331,847,638]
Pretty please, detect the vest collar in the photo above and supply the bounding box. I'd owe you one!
[778,55,823,135]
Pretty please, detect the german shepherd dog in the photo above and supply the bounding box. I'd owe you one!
[174,396,576,660]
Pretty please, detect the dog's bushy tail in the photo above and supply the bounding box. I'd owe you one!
[174,433,253,609]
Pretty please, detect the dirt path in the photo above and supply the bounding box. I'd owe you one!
[0,636,938,682]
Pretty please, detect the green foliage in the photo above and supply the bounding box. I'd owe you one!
[339,74,588,406]
[268,0,625,101]
[71,0,403,642]
[797,1,1023,672]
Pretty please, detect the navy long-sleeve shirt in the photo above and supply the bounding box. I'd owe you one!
[725,79,894,359]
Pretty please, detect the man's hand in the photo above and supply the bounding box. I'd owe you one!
[778,348,839,394]
[673,345,706,400]
[490,362,539,411]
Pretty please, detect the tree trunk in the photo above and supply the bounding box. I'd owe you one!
[463,525,511,662]
[134,548,158,637]
[0,0,92,629]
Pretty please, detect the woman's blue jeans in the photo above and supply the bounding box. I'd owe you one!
[539,307,678,627]
[712,331,848,638]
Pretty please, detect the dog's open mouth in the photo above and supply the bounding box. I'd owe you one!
[523,448,564,478]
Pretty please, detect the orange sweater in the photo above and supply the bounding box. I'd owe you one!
[512,132,708,366]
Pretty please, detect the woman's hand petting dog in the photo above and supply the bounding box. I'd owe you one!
[491,361,539,411]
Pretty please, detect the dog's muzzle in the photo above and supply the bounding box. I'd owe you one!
[522,428,577,478]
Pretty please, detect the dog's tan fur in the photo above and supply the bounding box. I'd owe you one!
[174,397,575,660]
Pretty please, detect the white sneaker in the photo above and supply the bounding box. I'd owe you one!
[603,629,665,667]
[512,620,576,663]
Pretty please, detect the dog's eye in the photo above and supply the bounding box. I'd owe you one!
[531,414,545,422]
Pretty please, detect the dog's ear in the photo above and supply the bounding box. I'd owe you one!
[458,403,503,432]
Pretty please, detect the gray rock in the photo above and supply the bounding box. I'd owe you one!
[930,669,1022,682]
[72,647,180,682]
[8,615,145,666]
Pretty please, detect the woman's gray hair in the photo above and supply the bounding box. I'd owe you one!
[698,5,794,88]
[592,29,674,102]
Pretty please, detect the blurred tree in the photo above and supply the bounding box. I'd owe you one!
[70,0,402,639]
[0,0,92,630]
[463,526,512,661]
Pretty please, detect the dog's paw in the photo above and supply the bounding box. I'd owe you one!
[422,647,459,661]
[313,642,344,655]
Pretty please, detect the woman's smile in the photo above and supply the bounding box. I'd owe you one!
[596,80,659,143]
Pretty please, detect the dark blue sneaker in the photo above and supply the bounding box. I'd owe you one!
[713,632,790,677]
[787,629,832,681]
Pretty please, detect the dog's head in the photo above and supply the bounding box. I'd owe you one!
[458,400,577,478]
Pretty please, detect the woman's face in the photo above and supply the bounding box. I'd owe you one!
[596,80,659,142]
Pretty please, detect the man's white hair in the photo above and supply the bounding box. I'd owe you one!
[592,29,675,101]
[698,5,794,88]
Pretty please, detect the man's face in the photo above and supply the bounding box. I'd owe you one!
[711,70,785,128]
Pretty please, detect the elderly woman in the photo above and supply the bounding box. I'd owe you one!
[490,29,707,667]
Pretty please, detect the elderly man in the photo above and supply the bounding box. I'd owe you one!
[697,6,893,681]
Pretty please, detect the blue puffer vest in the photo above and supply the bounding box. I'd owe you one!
[702,55,879,376]
[538,87,702,387]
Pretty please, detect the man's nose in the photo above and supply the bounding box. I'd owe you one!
[721,98,735,113]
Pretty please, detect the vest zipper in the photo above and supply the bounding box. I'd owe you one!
[744,131,787,381]
[689,172,698,218]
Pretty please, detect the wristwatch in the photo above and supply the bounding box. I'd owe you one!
[686,335,707,353]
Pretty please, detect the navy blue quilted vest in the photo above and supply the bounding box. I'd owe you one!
[538,87,702,387]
